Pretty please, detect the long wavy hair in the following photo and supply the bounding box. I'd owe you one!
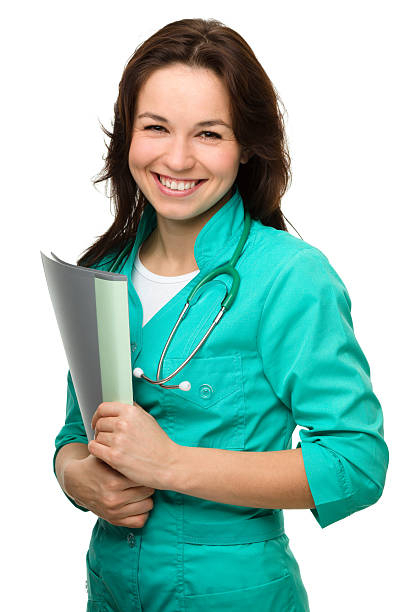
[78,17,292,268]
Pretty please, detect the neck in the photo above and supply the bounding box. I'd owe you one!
[144,185,235,274]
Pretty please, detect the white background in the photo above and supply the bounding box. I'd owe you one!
[2,1,402,610]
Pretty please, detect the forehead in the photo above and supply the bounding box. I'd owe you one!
[136,64,231,120]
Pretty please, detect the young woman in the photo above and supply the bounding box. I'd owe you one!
[53,18,389,612]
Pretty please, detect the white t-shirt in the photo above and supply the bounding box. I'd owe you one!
[132,251,200,327]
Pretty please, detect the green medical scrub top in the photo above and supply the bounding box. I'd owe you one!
[53,186,389,612]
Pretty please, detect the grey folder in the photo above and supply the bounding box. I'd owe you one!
[41,251,133,442]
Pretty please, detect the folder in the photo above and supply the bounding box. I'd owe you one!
[41,251,133,442]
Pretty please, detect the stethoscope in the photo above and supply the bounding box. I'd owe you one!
[108,210,252,392]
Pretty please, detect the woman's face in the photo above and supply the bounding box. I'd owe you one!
[128,63,249,223]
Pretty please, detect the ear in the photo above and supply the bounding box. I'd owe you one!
[240,148,252,164]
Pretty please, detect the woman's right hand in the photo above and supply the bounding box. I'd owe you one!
[63,454,155,527]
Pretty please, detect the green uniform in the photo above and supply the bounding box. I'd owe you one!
[54,187,388,611]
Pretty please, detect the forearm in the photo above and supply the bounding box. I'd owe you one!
[55,442,89,493]
[168,446,315,509]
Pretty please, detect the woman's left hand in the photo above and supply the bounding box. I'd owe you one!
[88,401,179,490]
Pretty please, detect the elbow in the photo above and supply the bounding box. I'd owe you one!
[336,440,389,520]
[300,437,389,529]
[352,477,386,512]
[350,451,389,513]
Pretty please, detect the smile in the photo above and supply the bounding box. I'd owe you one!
[151,172,207,197]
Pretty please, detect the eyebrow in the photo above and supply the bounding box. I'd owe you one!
[137,112,232,129]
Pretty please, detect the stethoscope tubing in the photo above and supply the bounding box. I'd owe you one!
[109,209,252,391]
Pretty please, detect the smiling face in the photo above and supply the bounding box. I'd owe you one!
[128,63,249,224]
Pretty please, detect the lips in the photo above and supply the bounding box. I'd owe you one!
[151,171,207,197]
[153,172,205,184]
[153,172,207,184]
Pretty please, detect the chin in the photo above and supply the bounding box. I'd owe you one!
[157,203,208,221]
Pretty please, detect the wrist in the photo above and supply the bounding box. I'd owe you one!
[162,442,186,491]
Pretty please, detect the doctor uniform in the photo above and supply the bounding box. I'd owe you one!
[53,186,389,611]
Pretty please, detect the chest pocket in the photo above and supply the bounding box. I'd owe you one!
[162,353,246,450]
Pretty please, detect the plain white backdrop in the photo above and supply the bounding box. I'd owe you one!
[2,1,402,610]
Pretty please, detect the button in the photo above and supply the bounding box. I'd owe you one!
[199,384,214,400]
[127,532,135,548]
[131,343,137,352]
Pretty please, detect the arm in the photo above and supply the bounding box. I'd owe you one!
[256,248,389,528]
[165,248,388,527]
[54,442,89,497]
[53,370,90,511]
[168,446,315,509]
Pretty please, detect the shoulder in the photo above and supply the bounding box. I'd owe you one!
[249,220,350,299]
[250,219,326,266]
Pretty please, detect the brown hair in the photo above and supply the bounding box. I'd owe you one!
[78,17,292,268]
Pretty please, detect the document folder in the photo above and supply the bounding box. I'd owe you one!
[41,251,133,441]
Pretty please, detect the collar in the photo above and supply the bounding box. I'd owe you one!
[122,185,248,276]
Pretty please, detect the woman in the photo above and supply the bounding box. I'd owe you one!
[53,18,389,611]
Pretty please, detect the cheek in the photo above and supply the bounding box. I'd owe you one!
[128,137,159,169]
[201,145,242,177]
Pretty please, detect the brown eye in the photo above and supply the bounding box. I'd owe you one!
[143,126,221,140]
[144,125,166,132]
[200,131,221,140]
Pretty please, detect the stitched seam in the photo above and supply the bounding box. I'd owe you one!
[238,353,246,446]
[329,447,355,514]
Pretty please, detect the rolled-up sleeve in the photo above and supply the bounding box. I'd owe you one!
[257,247,389,528]
[53,370,89,512]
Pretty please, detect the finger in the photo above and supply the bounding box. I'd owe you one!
[94,416,116,434]
[92,402,122,428]
[108,513,150,528]
[88,439,116,467]
[94,431,114,446]
[122,481,153,490]
[112,498,154,519]
[91,409,99,429]
[116,487,155,507]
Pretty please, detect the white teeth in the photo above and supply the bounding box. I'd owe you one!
[158,174,197,190]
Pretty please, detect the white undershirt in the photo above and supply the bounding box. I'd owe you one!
[132,251,200,327]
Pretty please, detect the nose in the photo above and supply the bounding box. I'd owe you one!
[163,135,195,174]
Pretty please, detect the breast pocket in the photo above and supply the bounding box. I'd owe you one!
[162,353,246,449]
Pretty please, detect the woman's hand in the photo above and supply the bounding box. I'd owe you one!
[88,401,179,490]
[63,454,155,528]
